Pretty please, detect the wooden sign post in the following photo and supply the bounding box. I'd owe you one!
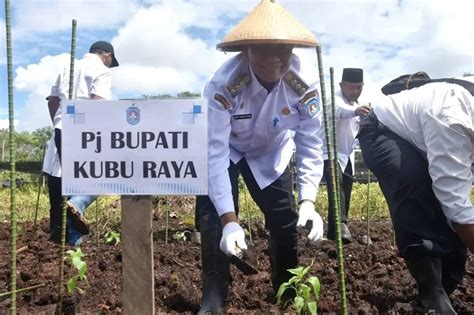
[61,99,208,315]
[121,196,154,314]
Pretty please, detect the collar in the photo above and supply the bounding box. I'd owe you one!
[248,61,283,98]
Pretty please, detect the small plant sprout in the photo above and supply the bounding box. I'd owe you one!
[276,261,321,315]
[105,230,121,245]
[65,248,88,295]
[172,230,192,243]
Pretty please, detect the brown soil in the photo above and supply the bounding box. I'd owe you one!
[0,218,473,314]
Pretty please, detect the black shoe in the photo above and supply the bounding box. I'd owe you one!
[341,223,352,244]
[405,256,457,314]
[67,201,90,235]
[327,224,352,243]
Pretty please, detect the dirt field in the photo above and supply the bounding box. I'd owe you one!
[0,218,473,314]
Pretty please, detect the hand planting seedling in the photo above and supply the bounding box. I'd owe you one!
[65,248,88,295]
[276,261,321,315]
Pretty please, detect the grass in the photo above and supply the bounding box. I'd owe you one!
[1,171,472,233]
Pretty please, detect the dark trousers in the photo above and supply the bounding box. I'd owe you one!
[196,159,298,242]
[195,158,298,268]
[323,159,352,236]
[357,112,467,263]
[47,174,62,240]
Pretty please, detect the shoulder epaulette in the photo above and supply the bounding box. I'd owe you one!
[283,71,309,96]
[226,74,251,98]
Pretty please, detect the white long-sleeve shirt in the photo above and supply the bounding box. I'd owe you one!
[204,53,325,216]
[373,82,474,225]
[42,53,112,177]
[322,89,360,170]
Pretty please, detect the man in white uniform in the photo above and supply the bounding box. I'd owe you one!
[195,1,325,313]
[322,68,370,242]
[358,78,474,314]
[43,41,118,245]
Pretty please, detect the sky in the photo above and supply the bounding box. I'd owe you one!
[0,0,472,131]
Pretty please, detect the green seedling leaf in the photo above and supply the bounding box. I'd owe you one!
[105,230,121,245]
[308,301,317,315]
[276,261,320,315]
[300,283,310,302]
[67,277,77,295]
[294,296,304,314]
[276,282,290,304]
[308,276,320,299]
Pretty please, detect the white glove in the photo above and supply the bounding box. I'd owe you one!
[220,222,248,256]
[297,200,324,245]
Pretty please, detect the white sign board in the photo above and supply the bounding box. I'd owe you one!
[61,99,208,195]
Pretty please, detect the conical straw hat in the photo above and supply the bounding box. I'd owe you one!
[217,0,319,51]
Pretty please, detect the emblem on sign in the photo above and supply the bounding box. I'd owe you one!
[126,104,140,125]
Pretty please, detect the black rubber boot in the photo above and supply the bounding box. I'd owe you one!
[405,256,457,314]
[197,213,230,315]
[269,235,298,302]
[441,254,466,295]
[327,223,352,244]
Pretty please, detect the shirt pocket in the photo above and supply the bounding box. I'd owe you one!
[231,115,253,133]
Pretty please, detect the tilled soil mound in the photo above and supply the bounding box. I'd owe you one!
[0,218,472,314]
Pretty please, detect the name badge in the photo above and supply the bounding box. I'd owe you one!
[233,114,252,120]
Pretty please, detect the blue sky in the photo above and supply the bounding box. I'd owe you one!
[1,0,472,131]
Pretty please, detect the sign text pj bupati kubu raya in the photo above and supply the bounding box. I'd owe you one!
[61,99,208,195]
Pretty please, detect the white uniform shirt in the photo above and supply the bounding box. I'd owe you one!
[42,53,112,177]
[322,89,360,170]
[204,53,324,216]
[373,82,474,225]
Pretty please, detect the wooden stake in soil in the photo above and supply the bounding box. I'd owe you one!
[4,0,18,312]
[58,19,77,314]
[122,196,155,315]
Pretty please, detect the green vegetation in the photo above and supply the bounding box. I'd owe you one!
[276,261,321,315]
[105,230,121,246]
[1,170,472,233]
[0,127,53,162]
[65,248,88,294]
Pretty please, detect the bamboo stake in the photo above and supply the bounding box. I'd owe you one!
[0,284,46,300]
[58,19,77,314]
[366,171,371,246]
[165,196,169,244]
[4,0,17,312]
[329,67,347,314]
[245,182,253,245]
[33,143,47,233]
[316,45,347,314]
[95,198,99,247]
[330,67,343,247]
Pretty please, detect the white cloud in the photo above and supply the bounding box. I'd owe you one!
[12,0,142,35]
[14,54,71,131]
[8,0,474,131]
[110,1,244,94]
[112,65,203,95]
[0,20,5,65]
[0,120,19,130]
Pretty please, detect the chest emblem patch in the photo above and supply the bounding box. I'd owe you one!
[304,97,321,118]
